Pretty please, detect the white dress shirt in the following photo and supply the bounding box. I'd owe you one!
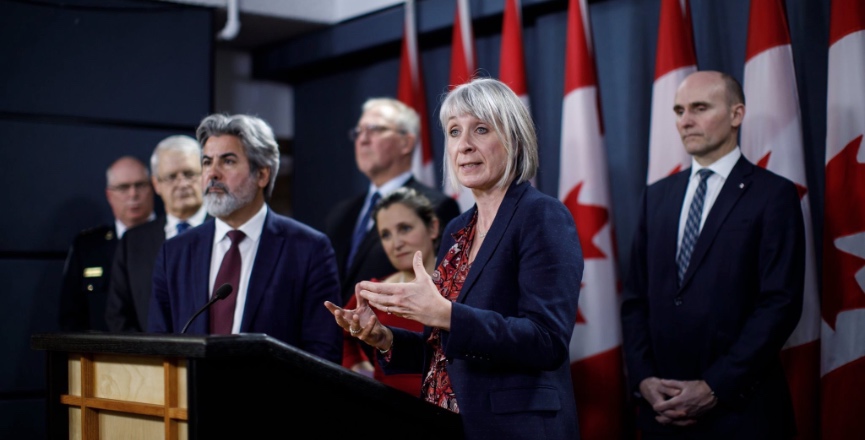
[677,147,742,249]
[208,203,268,334]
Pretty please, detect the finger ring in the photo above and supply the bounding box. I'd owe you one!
[386,307,391,315]
[350,327,361,335]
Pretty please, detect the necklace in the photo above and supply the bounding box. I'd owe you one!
[478,229,488,239]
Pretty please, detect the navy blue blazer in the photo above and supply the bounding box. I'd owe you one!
[621,156,805,438]
[383,181,584,440]
[147,209,343,365]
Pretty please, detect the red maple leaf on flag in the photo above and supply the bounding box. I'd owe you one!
[823,135,865,330]
[563,181,609,325]
[757,151,808,199]
[563,182,609,260]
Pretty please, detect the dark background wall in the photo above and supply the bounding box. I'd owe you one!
[257,0,828,282]
[0,0,212,437]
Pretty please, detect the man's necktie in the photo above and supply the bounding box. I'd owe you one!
[347,192,381,269]
[677,169,713,285]
[176,222,191,235]
[210,230,245,334]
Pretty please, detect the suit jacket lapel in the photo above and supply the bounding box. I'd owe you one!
[663,172,690,278]
[241,211,282,331]
[191,221,215,333]
[457,181,528,303]
[343,195,367,278]
[681,157,753,288]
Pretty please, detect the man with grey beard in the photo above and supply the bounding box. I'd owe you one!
[146,113,343,364]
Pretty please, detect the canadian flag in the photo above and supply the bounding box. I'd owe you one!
[499,0,529,110]
[740,1,821,438]
[445,0,477,212]
[646,0,696,185]
[399,0,435,188]
[559,0,627,438]
[822,0,865,439]
[498,0,536,188]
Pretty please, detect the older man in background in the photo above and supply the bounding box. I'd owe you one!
[59,156,154,331]
[106,135,208,332]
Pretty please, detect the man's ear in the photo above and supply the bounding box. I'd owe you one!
[256,167,270,189]
[401,133,417,155]
[730,103,745,128]
[151,175,163,197]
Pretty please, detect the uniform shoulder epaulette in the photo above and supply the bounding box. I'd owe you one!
[78,224,115,241]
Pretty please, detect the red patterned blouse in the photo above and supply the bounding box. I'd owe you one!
[420,211,481,413]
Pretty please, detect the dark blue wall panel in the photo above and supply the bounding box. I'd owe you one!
[0,0,211,127]
[0,120,197,253]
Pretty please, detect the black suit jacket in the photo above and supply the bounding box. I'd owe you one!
[147,209,343,364]
[106,215,212,332]
[621,156,805,438]
[324,177,461,304]
[59,224,117,331]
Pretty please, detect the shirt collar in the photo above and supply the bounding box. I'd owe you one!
[213,203,268,244]
[115,211,156,239]
[369,171,412,198]
[166,205,208,230]
[690,147,741,180]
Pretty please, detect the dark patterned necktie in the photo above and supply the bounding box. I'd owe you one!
[347,192,381,268]
[210,230,245,334]
[176,222,191,235]
[677,169,713,285]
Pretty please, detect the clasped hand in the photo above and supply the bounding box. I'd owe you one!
[640,377,718,426]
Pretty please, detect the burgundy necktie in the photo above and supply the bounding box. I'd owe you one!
[210,230,245,334]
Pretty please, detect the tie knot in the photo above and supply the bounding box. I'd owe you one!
[176,222,191,234]
[697,168,713,180]
[227,230,245,244]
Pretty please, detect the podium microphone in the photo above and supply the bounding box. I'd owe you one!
[181,283,233,334]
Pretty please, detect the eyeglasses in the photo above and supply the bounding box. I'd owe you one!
[348,124,405,141]
[157,170,201,184]
[108,181,150,193]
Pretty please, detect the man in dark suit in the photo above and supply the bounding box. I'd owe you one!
[621,71,805,439]
[105,135,208,332]
[325,98,460,305]
[147,114,342,364]
[59,156,155,331]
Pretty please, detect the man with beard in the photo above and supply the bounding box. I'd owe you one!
[60,156,155,331]
[105,135,209,332]
[147,114,342,364]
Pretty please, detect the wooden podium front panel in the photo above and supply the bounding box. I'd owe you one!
[64,353,189,439]
[93,354,165,404]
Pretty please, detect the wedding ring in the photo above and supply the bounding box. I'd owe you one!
[386,307,391,315]
[350,327,361,335]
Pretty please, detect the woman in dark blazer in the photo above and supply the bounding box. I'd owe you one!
[325,77,585,439]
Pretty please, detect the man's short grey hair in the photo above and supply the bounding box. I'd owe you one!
[438,77,538,190]
[362,98,420,137]
[195,114,280,199]
[150,135,200,175]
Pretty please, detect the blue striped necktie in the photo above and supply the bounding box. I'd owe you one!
[677,169,713,285]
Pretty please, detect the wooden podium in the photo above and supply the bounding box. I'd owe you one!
[31,332,463,439]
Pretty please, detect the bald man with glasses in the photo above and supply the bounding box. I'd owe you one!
[325,98,460,306]
[59,155,155,331]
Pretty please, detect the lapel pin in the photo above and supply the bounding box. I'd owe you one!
[739,183,745,189]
